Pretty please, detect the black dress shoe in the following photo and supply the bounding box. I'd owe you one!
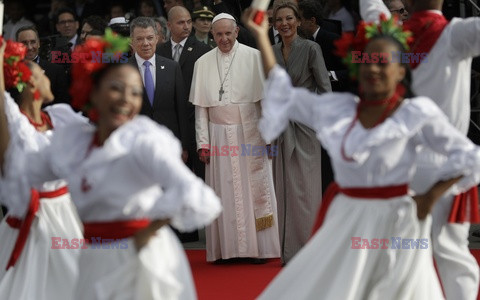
[250,258,268,264]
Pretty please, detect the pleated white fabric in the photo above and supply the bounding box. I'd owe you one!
[205,121,280,261]
[75,227,196,300]
[258,194,444,300]
[0,193,83,300]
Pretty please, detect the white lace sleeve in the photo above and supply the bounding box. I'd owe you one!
[418,100,480,193]
[133,124,221,232]
[259,65,346,143]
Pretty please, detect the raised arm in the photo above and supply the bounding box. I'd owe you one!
[241,8,276,77]
[0,41,8,174]
[359,0,391,23]
[134,125,221,230]
[449,17,480,59]
[416,99,480,193]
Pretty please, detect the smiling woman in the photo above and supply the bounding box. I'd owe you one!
[0,39,87,300]
[270,0,332,265]
[0,32,222,300]
[242,10,480,299]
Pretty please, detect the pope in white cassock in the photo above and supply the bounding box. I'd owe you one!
[189,13,281,262]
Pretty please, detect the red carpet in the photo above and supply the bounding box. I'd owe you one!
[188,249,480,300]
[186,250,282,300]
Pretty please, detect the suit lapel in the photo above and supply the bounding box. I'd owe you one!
[178,37,192,67]
[163,41,173,60]
[153,54,164,107]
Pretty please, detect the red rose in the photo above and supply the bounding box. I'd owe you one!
[5,41,27,61]
[334,33,354,57]
[69,76,92,111]
[4,64,20,90]
[379,13,388,22]
[18,62,32,82]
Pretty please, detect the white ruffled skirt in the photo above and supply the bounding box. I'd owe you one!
[75,226,197,300]
[0,193,83,300]
[257,194,444,300]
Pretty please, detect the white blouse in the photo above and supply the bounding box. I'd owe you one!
[1,92,86,217]
[260,66,480,192]
[6,103,221,231]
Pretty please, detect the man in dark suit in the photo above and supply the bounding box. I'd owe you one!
[298,0,348,92]
[267,5,281,45]
[16,25,70,105]
[156,7,211,243]
[129,17,189,159]
[298,0,349,195]
[157,6,211,180]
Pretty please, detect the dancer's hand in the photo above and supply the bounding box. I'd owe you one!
[133,219,170,251]
[182,150,188,163]
[241,8,269,39]
[412,175,462,219]
[198,148,210,164]
[266,144,274,159]
[241,8,277,77]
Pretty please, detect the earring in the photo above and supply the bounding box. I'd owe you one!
[33,90,41,101]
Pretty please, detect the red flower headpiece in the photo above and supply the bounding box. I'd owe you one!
[69,28,131,122]
[334,14,413,80]
[1,37,32,93]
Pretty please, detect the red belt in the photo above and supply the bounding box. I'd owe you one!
[448,186,480,224]
[311,183,409,236]
[6,186,69,270]
[83,219,150,243]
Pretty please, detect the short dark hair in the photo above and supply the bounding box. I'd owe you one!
[55,7,78,24]
[82,15,108,33]
[15,25,39,41]
[298,0,323,24]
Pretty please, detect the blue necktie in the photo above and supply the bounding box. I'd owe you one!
[143,61,154,105]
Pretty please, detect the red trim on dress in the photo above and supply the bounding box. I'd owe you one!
[311,183,409,236]
[404,11,449,69]
[20,110,54,130]
[83,219,151,243]
[6,186,69,270]
[341,84,405,161]
[448,186,480,223]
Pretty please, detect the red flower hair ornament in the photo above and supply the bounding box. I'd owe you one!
[69,28,131,122]
[334,14,413,80]
[1,37,32,93]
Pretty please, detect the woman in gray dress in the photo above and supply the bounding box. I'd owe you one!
[271,0,332,265]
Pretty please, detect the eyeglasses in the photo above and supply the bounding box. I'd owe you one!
[58,19,76,26]
[390,8,407,14]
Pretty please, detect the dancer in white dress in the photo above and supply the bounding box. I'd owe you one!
[0,41,85,300]
[242,11,480,300]
[0,33,222,300]
[360,2,480,298]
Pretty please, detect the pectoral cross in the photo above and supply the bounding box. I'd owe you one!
[219,86,224,101]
